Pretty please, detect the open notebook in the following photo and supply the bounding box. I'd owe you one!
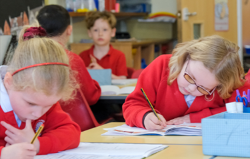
[111,79,138,85]
[102,123,202,136]
[35,142,168,159]
[101,85,135,95]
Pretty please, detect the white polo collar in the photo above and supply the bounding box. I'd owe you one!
[0,65,22,127]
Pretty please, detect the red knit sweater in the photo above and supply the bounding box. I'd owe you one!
[123,54,250,128]
[66,50,101,105]
[0,102,81,156]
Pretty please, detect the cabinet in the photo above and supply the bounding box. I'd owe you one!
[68,12,173,69]
[70,39,170,69]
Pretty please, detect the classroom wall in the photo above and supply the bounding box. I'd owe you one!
[44,0,65,6]
[72,18,89,42]
[151,0,177,14]
[71,18,174,43]
[242,0,250,47]
[125,19,173,40]
[45,0,177,43]
[124,0,176,41]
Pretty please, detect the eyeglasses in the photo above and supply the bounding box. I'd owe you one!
[183,59,216,95]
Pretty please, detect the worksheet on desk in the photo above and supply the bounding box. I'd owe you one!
[35,154,142,159]
[35,142,167,159]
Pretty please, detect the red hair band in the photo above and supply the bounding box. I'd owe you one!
[23,27,47,40]
[12,62,69,76]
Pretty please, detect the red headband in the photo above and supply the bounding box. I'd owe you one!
[12,62,69,76]
[23,27,47,40]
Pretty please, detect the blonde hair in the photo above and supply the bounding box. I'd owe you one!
[168,35,244,99]
[7,23,78,101]
[85,11,116,29]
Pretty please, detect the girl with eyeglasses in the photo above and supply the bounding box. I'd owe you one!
[123,35,250,130]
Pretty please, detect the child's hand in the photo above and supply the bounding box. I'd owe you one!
[90,54,97,63]
[166,114,190,125]
[88,63,103,69]
[144,112,167,130]
[1,120,40,153]
[1,143,36,159]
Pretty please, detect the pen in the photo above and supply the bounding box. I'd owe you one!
[248,89,250,107]
[236,89,240,96]
[140,88,162,122]
[30,124,44,144]
[243,91,247,98]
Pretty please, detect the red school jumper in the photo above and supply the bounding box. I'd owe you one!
[0,103,81,155]
[66,50,101,105]
[79,45,128,77]
[123,54,250,128]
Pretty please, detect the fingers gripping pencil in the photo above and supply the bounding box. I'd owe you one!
[31,124,44,144]
[140,88,162,122]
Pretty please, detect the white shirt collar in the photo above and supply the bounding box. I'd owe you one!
[0,66,12,112]
[0,65,22,127]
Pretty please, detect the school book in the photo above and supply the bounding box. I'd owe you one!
[101,85,135,95]
[35,142,168,159]
[111,79,138,85]
[102,123,202,136]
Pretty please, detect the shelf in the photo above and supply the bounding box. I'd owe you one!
[244,54,250,57]
[69,12,148,17]
[70,39,170,69]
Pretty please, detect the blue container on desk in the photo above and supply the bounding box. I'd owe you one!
[202,112,250,157]
[243,106,250,113]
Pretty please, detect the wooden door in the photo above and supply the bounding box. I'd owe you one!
[177,0,238,44]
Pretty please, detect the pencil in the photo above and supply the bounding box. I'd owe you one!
[30,124,44,144]
[140,88,162,122]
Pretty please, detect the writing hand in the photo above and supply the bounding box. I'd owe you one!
[144,112,167,130]
[1,143,36,159]
[1,120,40,153]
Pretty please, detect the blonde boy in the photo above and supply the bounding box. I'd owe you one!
[79,11,128,79]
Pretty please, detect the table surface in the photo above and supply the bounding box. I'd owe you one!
[80,122,202,145]
[80,122,250,159]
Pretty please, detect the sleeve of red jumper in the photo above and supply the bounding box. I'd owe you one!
[123,55,170,128]
[37,103,81,155]
[69,53,101,105]
[79,51,91,67]
[189,107,226,123]
[0,146,3,156]
[115,53,128,76]
[190,81,250,123]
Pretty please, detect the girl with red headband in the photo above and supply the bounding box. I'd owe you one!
[0,25,81,158]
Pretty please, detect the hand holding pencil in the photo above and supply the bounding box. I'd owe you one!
[141,88,167,130]
[1,119,44,153]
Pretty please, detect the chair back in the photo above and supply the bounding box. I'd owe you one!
[60,89,99,131]
[127,67,135,79]
[131,69,144,79]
